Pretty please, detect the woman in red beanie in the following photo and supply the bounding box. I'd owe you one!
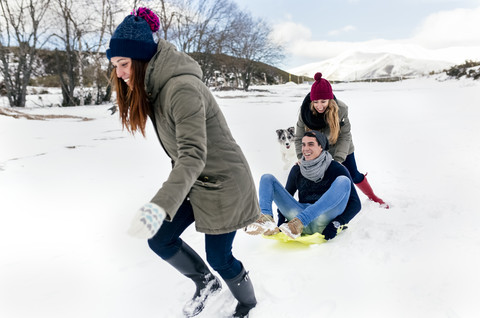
[294,72,389,208]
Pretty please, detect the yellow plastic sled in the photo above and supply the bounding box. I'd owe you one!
[263,232,327,245]
[262,226,346,245]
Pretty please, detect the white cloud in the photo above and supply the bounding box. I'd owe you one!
[271,21,312,44]
[274,6,480,68]
[272,21,358,60]
[327,25,356,36]
[287,39,396,61]
[411,6,480,48]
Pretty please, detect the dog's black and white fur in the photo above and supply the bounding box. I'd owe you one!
[276,127,298,169]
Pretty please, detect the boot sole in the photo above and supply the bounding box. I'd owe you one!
[183,279,222,317]
[279,224,300,239]
[244,221,276,235]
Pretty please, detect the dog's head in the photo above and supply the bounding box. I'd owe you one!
[276,127,295,149]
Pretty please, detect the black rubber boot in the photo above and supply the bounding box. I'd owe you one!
[164,241,222,317]
[225,265,257,318]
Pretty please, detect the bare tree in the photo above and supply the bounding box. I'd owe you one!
[156,0,177,40]
[50,0,79,106]
[1,0,285,109]
[170,0,236,53]
[160,1,284,89]
[86,0,122,104]
[51,0,111,106]
[0,0,51,107]
[226,12,284,91]
[166,0,239,84]
[89,0,110,104]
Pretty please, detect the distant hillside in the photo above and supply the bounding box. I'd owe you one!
[187,52,312,87]
[13,48,306,89]
[244,59,314,85]
[289,51,454,82]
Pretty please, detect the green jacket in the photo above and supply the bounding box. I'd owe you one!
[145,39,260,234]
[295,97,355,163]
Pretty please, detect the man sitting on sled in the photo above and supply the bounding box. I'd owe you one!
[246,130,361,240]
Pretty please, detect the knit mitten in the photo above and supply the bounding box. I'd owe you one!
[244,214,276,235]
[128,202,166,239]
[279,217,304,239]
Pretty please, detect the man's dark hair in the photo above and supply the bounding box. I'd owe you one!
[304,130,329,150]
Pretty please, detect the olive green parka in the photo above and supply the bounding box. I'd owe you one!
[145,39,260,234]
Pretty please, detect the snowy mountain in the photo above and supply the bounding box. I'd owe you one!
[289,51,455,81]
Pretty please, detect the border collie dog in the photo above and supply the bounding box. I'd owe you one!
[276,127,298,169]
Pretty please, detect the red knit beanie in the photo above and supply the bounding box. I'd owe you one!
[310,72,333,101]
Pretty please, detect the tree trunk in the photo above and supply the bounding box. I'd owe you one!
[76,35,85,106]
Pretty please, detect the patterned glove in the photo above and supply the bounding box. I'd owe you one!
[128,203,166,239]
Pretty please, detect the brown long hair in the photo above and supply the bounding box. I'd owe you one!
[310,99,340,144]
[110,60,150,136]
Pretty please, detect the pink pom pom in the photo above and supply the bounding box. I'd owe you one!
[134,7,160,32]
[314,72,323,81]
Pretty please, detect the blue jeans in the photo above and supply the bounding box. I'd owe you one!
[147,199,242,280]
[342,152,364,184]
[259,174,351,234]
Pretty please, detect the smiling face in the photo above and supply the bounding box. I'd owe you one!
[312,99,329,113]
[302,135,323,161]
[111,57,132,87]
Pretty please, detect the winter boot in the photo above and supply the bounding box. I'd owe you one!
[263,226,280,236]
[164,241,222,317]
[244,214,276,235]
[225,265,257,318]
[279,217,304,239]
[355,173,389,209]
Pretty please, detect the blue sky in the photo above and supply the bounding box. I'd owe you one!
[235,0,480,69]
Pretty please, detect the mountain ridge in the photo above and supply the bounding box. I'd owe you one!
[288,50,455,81]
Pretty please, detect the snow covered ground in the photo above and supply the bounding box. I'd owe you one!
[1,77,480,318]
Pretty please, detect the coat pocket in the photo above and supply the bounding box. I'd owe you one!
[189,178,229,229]
[193,178,223,189]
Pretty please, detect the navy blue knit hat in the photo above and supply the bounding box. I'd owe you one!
[106,8,159,61]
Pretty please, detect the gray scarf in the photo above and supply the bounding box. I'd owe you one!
[299,151,333,183]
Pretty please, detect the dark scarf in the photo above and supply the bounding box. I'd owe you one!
[301,93,326,130]
[300,93,337,130]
